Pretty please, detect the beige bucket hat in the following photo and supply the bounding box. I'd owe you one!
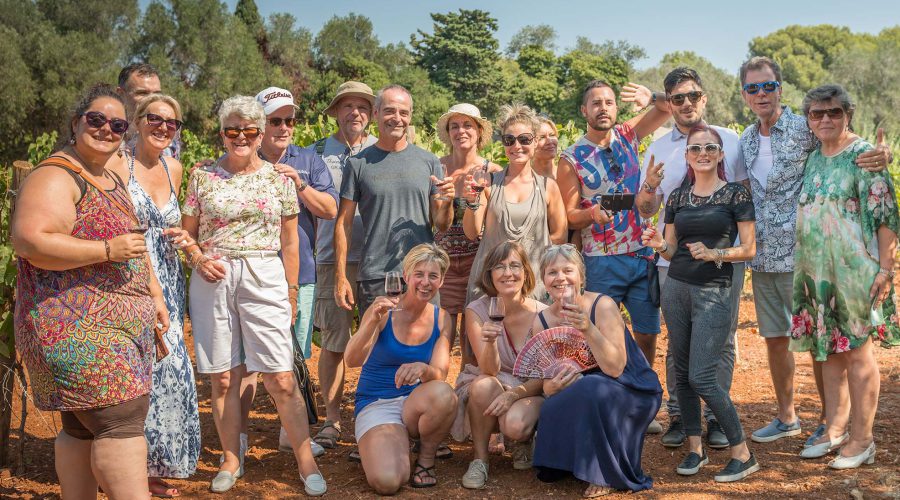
[324,81,376,117]
[436,103,493,150]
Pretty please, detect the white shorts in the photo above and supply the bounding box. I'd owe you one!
[189,255,294,374]
[354,395,408,441]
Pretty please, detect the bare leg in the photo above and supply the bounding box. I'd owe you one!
[238,368,257,435]
[402,381,458,485]
[466,376,503,461]
[498,396,543,442]
[764,337,798,423]
[209,367,244,474]
[56,430,98,500]
[262,371,318,477]
[812,356,826,424]
[633,332,657,368]
[317,348,346,429]
[358,424,409,495]
[841,340,880,457]
[91,436,151,500]
[815,355,850,446]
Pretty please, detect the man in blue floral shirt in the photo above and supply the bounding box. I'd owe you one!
[739,56,893,446]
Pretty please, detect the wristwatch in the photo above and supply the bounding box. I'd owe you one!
[296,178,308,193]
[650,92,659,106]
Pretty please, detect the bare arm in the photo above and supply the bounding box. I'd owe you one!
[621,82,672,140]
[636,154,665,218]
[333,198,356,309]
[344,297,390,368]
[582,296,628,378]
[545,178,568,244]
[462,182,489,241]
[557,157,610,230]
[280,214,300,287]
[430,194,454,233]
[273,163,337,219]
[465,307,501,376]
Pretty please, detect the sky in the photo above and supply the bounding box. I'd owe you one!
[209,0,897,73]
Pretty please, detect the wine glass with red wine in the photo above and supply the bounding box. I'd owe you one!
[488,296,506,325]
[472,165,490,196]
[385,271,403,311]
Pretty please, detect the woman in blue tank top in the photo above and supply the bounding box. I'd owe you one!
[344,243,457,494]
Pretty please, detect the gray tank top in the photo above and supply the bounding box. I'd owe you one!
[466,170,551,304]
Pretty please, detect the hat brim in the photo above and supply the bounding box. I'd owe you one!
[324,92,376,118]
[436,111,493,150]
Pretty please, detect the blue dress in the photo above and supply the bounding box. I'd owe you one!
[533,295,662,492]
[128,154,200,478]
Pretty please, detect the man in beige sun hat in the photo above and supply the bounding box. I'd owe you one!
[308,81,377,450]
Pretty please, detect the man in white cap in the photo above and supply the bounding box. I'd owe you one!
[307,81,378,449]
[255,86,338,456]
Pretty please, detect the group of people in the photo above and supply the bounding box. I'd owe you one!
[10,54,898,499]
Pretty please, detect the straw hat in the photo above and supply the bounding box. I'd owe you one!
[436,103,492,150]
[324,81,375,117]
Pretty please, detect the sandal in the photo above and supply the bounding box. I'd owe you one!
[410,440,454,459]
[348,448,361,463]
[583,483,614,498]
[410,461,437,488]
[149,478,180,498]
[313,420,341,449]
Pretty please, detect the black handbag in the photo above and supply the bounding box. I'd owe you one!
[647,252,661,308]
[290,336,319,425]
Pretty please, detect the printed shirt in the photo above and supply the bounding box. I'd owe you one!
[561,123,644,256]
[182,160,300,252]
[740,106,817,272]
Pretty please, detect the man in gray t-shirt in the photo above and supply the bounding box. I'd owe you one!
[334,84,455,317]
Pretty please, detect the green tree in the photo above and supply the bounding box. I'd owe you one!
[517,44,556,79]
[506,24,557,57]
[635,51,747,126]
[313,14,380,73]
[235,0,268,57]
[572,37,646,67]
[265,13,318,119]
[410,9,505,116]
[552,49,630,125]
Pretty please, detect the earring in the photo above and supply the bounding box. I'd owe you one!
[69,136,76,145]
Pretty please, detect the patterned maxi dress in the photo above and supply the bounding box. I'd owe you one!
[127,155,200,478]
[15,157,155,411]
[790,139,900,360]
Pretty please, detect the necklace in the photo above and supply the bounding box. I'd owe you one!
[688,180,725,207]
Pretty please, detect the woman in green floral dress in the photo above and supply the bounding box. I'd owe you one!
[790,84,899,469]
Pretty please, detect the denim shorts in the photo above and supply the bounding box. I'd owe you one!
[584,253,661,334]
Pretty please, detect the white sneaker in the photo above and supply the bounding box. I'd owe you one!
[280,427,325,457]
[461,459,489,489]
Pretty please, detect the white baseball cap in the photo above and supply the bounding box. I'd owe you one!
[255,86,298,115]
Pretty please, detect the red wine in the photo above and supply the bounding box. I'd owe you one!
[472,185,486,193]
[488,314,505,322]
[387,290,402,298]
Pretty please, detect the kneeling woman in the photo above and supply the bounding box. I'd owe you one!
[532,244,662,498]
[345,243,458,494]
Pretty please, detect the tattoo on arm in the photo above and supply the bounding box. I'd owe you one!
[638,197,659,217]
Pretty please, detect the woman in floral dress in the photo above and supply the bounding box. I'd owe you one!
[790,84,899,469]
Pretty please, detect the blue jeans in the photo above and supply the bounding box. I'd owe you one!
[584,253,661,334]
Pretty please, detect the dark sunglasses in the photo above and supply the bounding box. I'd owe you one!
[742,81,780,95]
[603,147,622,176]
[501,133,535,146]
[807,107,845,121]
[686,143,723,155]
[267,116,296,128]
[668,91,704,106]
[223,127,261,139]
[145,113,183,132]
[82,111,129,135]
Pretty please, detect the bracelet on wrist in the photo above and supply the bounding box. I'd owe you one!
[878,268,895,279]
[466,200,481,210]
[658,240,668,255]
[288,284,301,291]
[103,240,111,261]
[714,249,726,270]
[642,181,657,194]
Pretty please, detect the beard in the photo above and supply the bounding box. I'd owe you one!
[587,118,614,132]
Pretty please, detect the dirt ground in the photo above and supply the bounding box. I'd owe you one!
[2,284,900,499]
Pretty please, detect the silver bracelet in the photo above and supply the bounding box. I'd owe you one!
[714,249,726,269]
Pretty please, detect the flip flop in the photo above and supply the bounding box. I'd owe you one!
[410,461,437,488]
[410,440,453,459]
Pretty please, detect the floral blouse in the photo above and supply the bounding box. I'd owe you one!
[182,160,300,252]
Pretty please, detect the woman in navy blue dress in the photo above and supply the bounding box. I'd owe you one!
[531,244,662,497]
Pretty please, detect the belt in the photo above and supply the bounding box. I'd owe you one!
[216,250,279,285]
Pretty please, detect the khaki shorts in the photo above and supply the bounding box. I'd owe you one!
[314,263,358,353]
[751,270,794,338]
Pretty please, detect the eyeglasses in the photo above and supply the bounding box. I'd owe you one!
[686,143,723,155]
[82,111,129,135]
[668,91,704,106]
[145,113,183,132]
[807,107,845,121]
[742,81,780,95]
[222,127,261,139]
[501,134,535,146]
[267,116,296,128]
[491,262,524,274]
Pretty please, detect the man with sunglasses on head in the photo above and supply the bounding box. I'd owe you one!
[737,56,893,446]
[254,86,338,457]
[635,67,750,450]
[557,79,671,433]
[116,62,180,159]
[306,81,378,451]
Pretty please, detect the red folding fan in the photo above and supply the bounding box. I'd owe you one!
[512,326,597,379]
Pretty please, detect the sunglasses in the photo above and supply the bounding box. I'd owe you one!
[145,113,183,132]
[742,81,780,95]
[603,147,623,177]
[222,127,261,139]
[686,143,723,155]
[668,91,704,106]
[501,133,535,146]
[267,116,296,128]
[82,111,129,135]
[807,107,845,121]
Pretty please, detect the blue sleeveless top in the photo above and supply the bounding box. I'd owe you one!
[354,305,441,415]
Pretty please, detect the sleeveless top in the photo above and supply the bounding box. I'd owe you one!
[434,159,488,258]
[466,170,551,303]
[15,157,156,411]
[538,295,662,394]
[355,305,441,415]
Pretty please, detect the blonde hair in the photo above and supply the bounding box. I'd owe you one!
[496,102,540,135]
[218,95,265,130]
[537,115,557,133]
[133,93,183,123]
[402,243,450,278]
[540,244,586,288]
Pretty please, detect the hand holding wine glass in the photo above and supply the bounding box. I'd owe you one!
[431,164,452,201]
[385,270,403,311]
[560,286,577,326]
